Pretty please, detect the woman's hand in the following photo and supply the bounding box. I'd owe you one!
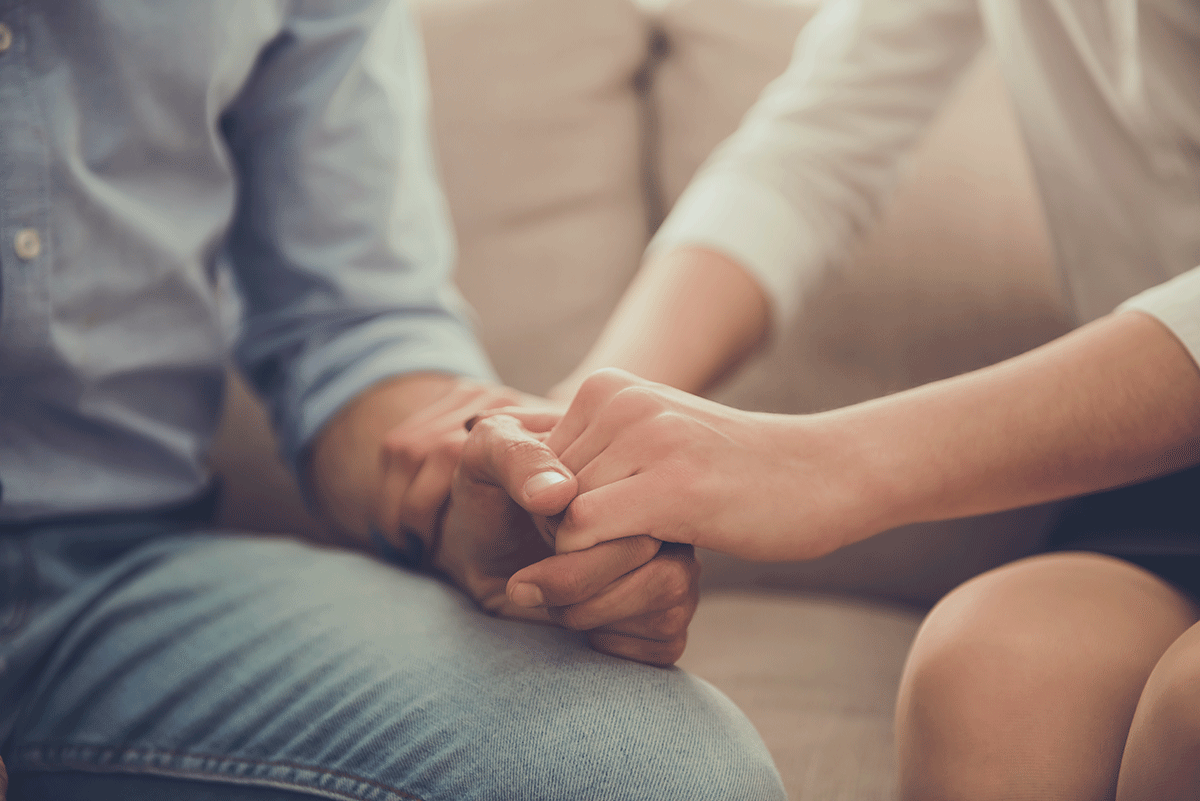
[521,369,874,562]
[537,313,1200,567]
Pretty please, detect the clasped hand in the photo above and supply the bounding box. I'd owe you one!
[376,381,698,667]
[483,368,860,564]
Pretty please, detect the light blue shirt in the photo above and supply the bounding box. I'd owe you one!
[0,0,494,520]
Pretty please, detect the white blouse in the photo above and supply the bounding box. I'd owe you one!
[652,0,1200,366]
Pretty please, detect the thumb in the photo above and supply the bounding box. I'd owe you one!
[460,413,578,518]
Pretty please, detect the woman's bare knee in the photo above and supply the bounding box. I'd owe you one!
[1118,621,1200,801]
[897,552,1197,801]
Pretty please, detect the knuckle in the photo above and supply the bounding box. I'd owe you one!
[465,413,505,440]
[649,605,694,641]
[497,431,547,463]
[652,559,696,607]
[579,367,636,399]
[472,415,546,460]
[608,385,664,418]
[462,415,544,474]
[644,410,688,443]
[458,418,496,465]
[656,638,687,667]
[499,442,559,486]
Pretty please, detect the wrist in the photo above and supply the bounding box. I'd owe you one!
[774,409,907,555]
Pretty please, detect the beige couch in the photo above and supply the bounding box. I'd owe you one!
[210,0,1073,796]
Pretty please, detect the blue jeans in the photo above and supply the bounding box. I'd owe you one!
[0,512,784,800]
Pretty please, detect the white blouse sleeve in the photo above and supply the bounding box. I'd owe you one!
[650,0,985,329]
[1120,265,1200,369]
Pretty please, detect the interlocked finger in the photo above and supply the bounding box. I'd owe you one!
[547,542,699,636]
[545,368,652,458]
[506,535,661,609]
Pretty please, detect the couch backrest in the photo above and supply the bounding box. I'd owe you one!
[420,0,654,396]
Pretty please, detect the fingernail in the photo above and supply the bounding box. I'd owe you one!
[524,471,568,498]
[510,583,545,608]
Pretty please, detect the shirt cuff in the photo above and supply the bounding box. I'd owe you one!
[648,169,826,331]
[281,312,497,470]
[1118,266,1200,370]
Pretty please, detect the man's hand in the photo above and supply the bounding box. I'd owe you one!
[372,380,549,550]
[438,413,699,666]
[308,373,543,553]
[308,373,698,665]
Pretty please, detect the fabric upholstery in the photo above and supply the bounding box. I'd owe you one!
[419,0,653,395]
[650,0,821,212]
[678,591,923,800]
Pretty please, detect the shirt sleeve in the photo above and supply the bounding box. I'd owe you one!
[220,0,495,469]
[1119,265,1200,369]
[650,0,986,329]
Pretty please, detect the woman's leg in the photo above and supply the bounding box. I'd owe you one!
[1116,619,1200,800]
[895,552,1199,801]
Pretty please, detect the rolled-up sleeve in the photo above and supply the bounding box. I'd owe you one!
[221,0,494,468]
[650,0,985,329]
[1120,266,1200,369]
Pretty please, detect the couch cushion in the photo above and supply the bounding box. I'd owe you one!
[650,0,820,212]
[678,591,923,800]
[419,0,653,395]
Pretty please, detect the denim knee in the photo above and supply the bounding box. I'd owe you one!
[8,534,784,801]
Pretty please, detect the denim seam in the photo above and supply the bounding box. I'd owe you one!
[13,742,427,801]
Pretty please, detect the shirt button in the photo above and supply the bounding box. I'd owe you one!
[0,23,12,53]
[14,228,42,260]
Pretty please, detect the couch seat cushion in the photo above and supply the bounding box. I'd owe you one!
[678,590,923,800]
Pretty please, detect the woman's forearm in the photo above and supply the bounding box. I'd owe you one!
[824,310,1200,542]
[547,310,1200,563]
[549,246,771,401]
